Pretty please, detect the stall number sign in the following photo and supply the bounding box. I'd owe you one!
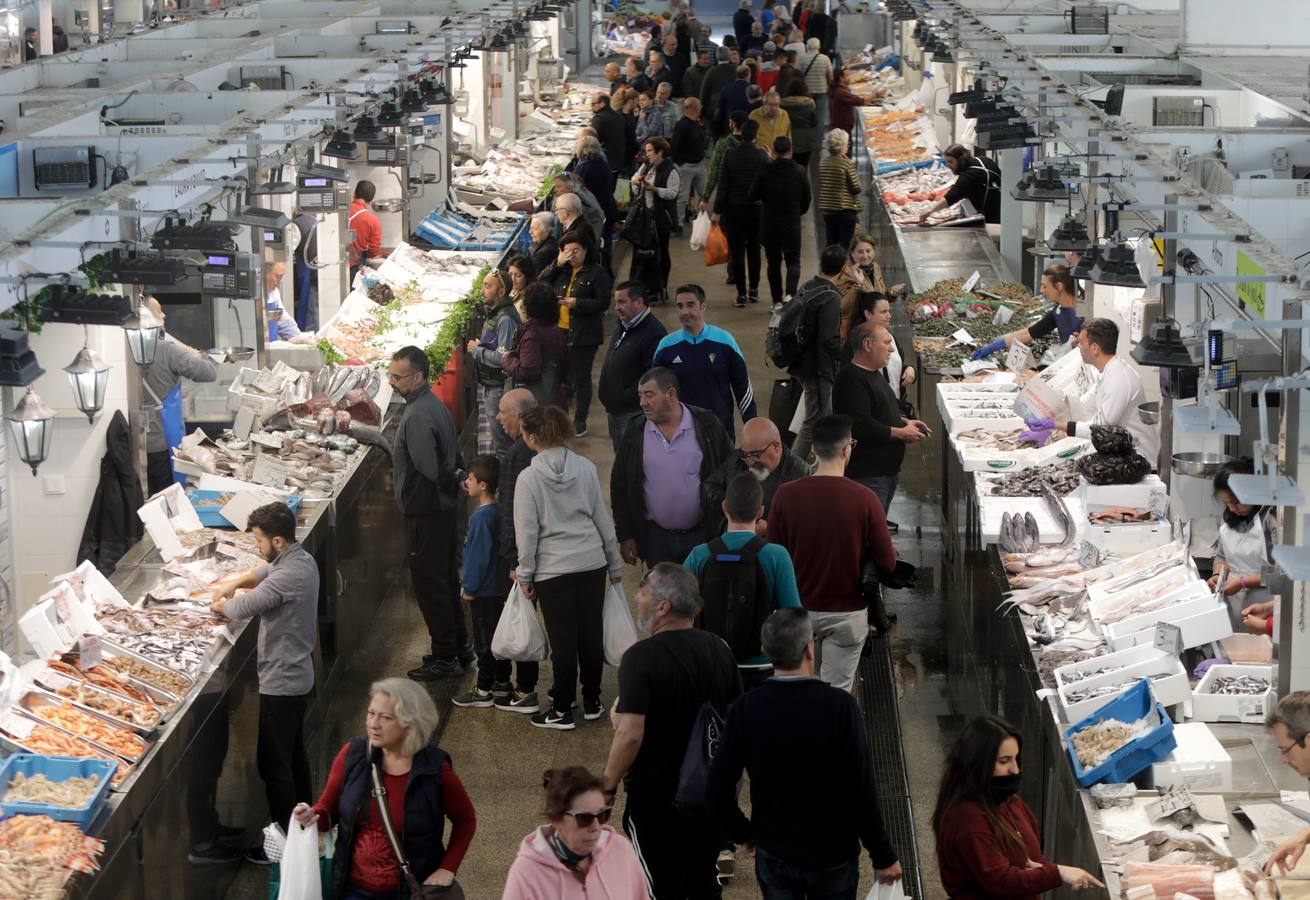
[1154,621,1183,656]
[962,271,982,294]
[0,712,35,741]
[1007,340,1033,372]
[1146,786,1194,822]
[78,635,104,670]
[1236,251,1267,317]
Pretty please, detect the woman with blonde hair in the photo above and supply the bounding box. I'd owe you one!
[514,405,623,731]
[835,232,906,333]
[293,678,477,899]
[817,128,862,249]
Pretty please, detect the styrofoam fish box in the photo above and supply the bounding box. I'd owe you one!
[1055,645,1190,723]
[1088,569,1207,622]
[1191,664,1276,724]
[1106,600,1233,653]
[979,496,1086,546]
[1151,723,1233,792]
[937,381,1020,394]
[1078,475,1168,513]
[957,436,1091,472]
[1085,519,1172,556]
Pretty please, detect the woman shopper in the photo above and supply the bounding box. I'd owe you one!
[504,283,569,408]
[574,134,620,263]
[507,253,536,320]
[1210,459,1279,631]
[503,767,649,899]
[842,293,915,395]
[635,91,665,144]
[780,78,818,167]
[836,233,906,330]
[934,716,1103,899]
[513,405,624,731]
[629,136,680,304]
[292,678,476,900]
[818,128,863,250]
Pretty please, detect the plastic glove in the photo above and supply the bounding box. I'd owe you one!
[1023,417,1056,431]
[1017,426,1054,447]
[1192,657,1229,680]
[970,339,1006,361]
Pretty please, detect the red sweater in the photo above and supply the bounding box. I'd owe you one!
[348,199,382,266]
[936,797,1062,900]
[312,744,476,893]
[767,475,896,613]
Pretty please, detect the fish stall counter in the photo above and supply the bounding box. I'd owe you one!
[946,495,1306,897]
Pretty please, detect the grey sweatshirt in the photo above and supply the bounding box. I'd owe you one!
[513,446,623,584]
[143,338,218,452]
[222,541,319,696]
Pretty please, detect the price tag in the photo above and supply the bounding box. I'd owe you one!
[962,271,982,294]
[54,591,73,625]
[1078,540,1103,569]
[1148,489,1169,518]
[1007,340,1033,372]
[39,668,76,692]
[951,328,977,346]
[78,635,103,670]
[993,304,1015,326]
[1146,786,1194,822]
[1154,621,1183,656]
[961,358,998,375]
[0,712,35,741]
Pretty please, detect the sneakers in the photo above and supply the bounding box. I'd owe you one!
[452,688,496,708]
[530,707,576,730]
[575,423,589,437]
[188,843,243,865]
[495,691,541,713]
[582,699,604,721]
[734,295,747,308]
[748,290,759,304]
[408,658,463,681]
[887,520,900,535]
[717,849,736,884]
[243,847,273,866]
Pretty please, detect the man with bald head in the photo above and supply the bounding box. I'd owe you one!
[604,61,626,95]
[833,322,931,520]
[492,387,541,712]
[702,416,810,535]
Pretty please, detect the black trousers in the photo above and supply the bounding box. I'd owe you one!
[185,690,230,846]
[146,449,173,497]
[641,522,705,568]
[405,512,468,659]
[624,794,723,900]
[722,203,761,296]
[256,692,312,829]
[470,594,538,693]
[536,567,607,712]
[630,226,673,302]
[568,342,600,428]
[762,227,803,304]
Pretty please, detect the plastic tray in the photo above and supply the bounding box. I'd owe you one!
[0,754,115,828]
[185,490,302,528]
[1064,680,1177,787]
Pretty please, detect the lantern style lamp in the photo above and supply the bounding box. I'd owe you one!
[63,339,111,423]
[123,307,162,366]
[6,386,55,475]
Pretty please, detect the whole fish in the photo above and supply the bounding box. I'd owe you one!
[1042,485,1076,547]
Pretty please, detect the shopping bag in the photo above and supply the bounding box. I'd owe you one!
[688,211,712,251]
[619,200,657,251]
[602,583,639,666]
[491,583,549,661]
[277,821,322,900]
[865,879,908,900]
[703,224,729,266]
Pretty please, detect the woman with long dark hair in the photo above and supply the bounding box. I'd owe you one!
[1211,459,1278,632]
[934,716,1102,898]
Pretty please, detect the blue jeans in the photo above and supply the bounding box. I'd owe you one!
[756,847,859,900]
[855,474,898,519]
[341,884,400,900]
[607,409,644,453]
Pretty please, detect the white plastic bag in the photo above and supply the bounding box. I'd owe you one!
[689,211,712,251]
[602,582,639,666]
[865,879,908,900]
[277,820,322,900]
[492,583,549,661]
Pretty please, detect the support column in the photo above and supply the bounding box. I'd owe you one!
[998,147,1022,279]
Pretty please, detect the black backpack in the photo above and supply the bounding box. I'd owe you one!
[696,536,773,662]
[765,294,809,369]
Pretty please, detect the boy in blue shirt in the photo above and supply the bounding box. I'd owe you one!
[684,471,801,689]
[453,455,513,708]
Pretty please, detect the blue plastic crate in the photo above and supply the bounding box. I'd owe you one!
[0,754,116,829]
[1064,679,1177,787]
[186,490,303,528]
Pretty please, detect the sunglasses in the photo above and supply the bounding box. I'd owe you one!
[564,807,613,827]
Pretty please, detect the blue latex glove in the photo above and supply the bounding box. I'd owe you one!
[971,338,1006,361]
[1018,427,1054,447]
[1024,417,1056,431]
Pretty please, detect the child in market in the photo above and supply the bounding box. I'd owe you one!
[452,455,513,709]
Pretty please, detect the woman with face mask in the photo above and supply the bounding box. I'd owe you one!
[1209,459,1278,632]
[934,716,1103,898]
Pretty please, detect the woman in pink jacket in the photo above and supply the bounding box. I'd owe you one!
[503,766,650,899]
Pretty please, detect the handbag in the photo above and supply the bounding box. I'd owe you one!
[863,557,917,594]
[370,759,465,900]
[619,198,657,251]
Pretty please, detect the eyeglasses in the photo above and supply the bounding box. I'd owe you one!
[564,807,613,827]
[738,440,779,463]
[1279,735,1306,758]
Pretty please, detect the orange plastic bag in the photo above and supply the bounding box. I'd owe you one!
[704,224,729,267]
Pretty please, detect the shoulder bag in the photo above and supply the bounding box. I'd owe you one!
[370,760,465,900]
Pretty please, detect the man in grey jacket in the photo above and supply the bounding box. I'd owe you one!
[388,345,471,681]
[210,502,317,855]
[142,297,218,495]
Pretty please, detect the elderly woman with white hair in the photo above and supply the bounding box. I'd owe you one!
[293,678,477,899]
[817,128,863,249]
[530,210,560,276]
[574,133,619,259]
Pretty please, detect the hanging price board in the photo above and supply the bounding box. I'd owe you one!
[1007,340,1033,372]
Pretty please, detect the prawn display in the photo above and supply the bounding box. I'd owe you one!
[5,773,102,809]
[25,701,147,761]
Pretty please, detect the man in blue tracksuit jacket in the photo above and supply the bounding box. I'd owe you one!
[653,283,757,438]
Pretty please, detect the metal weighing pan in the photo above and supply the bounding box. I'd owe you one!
[17,690,148,762]
[1171,452,1234,479]
[30,671,163,736]
[0,709,135,790]
[99,641,193,700]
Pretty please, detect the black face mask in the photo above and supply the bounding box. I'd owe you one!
[989,772,1022,804]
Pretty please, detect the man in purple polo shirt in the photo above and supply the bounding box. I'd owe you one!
[612,367,734,567]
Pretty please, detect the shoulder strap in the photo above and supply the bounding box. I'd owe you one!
[370,760,420,883]
[802,51,819,78]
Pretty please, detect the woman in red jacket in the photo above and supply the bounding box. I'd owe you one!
[933,716,1103,899]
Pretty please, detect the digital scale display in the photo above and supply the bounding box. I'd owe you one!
[367,142,399,164]
[206,254,234,267]
[302,177,329,188]
[262,228,283,247]
[298,175,343,211]
[200,253,255,296]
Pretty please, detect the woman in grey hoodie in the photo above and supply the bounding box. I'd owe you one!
[514,406,624,731]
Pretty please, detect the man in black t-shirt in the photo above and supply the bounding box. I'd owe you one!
[603,562,741,898]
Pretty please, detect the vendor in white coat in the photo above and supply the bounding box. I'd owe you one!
[1055,317,1159,467]
[1209,460,1278,632]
